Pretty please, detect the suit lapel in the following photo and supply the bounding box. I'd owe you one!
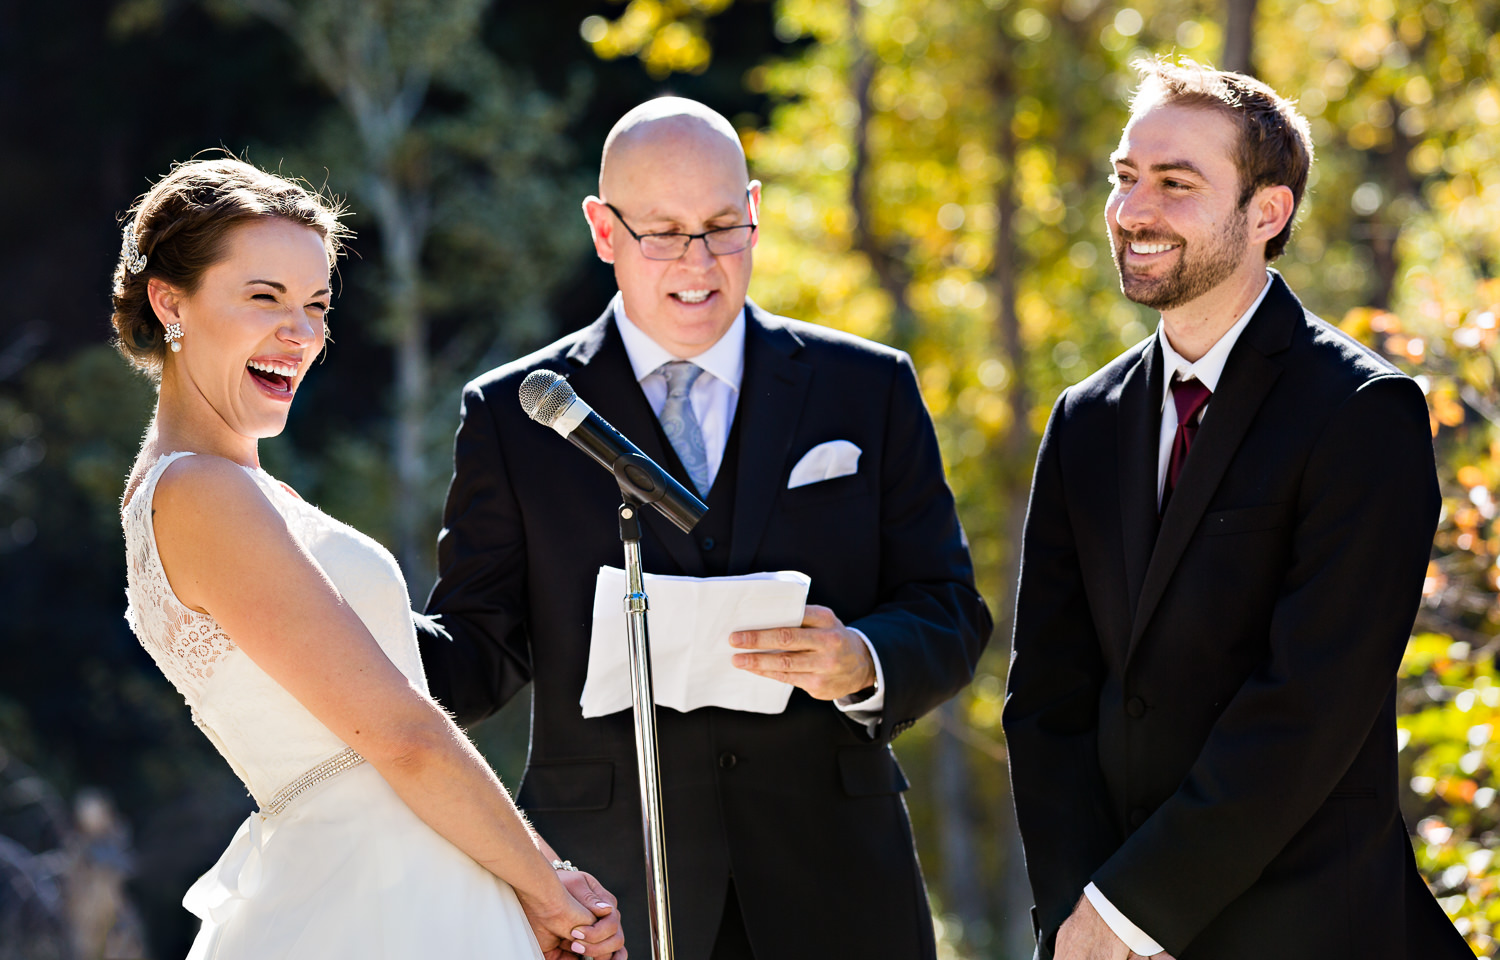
[565,307,706,576]
[1126,276,1298,662]
[728,304,812,573]
[1117,339,1163,628]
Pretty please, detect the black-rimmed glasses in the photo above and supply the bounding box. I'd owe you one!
[604,202,757,260]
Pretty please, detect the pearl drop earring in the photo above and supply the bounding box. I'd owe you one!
[163,322,184,353]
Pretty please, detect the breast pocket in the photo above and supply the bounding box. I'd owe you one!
[517,760,613,812]
[780,471,872,510]
[1201,502,1291,537]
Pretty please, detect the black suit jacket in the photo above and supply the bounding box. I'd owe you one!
[1002,274,1468,959]
[418,301,991,959]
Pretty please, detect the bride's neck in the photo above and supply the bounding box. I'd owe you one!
[150,377,260,469]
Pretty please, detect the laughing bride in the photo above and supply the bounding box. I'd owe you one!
[115,156,625,960]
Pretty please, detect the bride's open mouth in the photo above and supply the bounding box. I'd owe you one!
[247,357,299,399]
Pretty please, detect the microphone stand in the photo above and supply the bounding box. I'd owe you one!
[614,457,674,960]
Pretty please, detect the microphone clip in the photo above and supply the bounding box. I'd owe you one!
[613,452,670,508]
[613,453,667,543]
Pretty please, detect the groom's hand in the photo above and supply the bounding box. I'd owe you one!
[552,871,626,959]
[729,605,875,701]
[1054,894,1131,960]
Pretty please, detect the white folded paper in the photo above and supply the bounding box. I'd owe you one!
[580,567,812,718]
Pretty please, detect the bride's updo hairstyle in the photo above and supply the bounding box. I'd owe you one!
[110,156,351,381]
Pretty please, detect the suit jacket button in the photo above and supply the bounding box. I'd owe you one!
[719,752,738,769]
[702,537,716,551]
[1126,697,1147,718]
[1129,807,1149,828]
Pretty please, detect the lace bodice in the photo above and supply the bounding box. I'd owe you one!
[123,452,428,810]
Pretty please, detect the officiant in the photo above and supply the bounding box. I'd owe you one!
[416,96,991,960]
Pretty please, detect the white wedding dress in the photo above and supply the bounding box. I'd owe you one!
[123,452,542,959]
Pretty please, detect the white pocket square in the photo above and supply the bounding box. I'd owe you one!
[787,440,862,489]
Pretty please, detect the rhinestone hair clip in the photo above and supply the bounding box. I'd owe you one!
[122,223,148,275]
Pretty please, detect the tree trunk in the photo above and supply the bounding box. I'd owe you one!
[392,300,429,587]
[843,0,985,943]
[846,0,917,350]
[1367,95,1423,310]
[997,776,1036,959]
[989,27,1038,960]
[365,167,431,589]
[1222,0,1259,75]
[932,700,990,943]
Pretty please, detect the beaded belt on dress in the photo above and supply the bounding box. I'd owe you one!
[261,747,365,816]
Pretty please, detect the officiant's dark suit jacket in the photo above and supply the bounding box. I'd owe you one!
[417,300,990,959]
[1003,273,1468,959]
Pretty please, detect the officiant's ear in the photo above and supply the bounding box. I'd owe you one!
[581,196,616,265]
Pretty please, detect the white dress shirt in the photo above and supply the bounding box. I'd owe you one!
[612,295,887,729]
[614,293,746,489]
[1083,271,1273,957]
[1154,273,1273,505]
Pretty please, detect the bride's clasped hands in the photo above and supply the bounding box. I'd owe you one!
[517,861,627,959]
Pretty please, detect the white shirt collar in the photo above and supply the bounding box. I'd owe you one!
[612,292,745,392]
[1158,271,1273,407]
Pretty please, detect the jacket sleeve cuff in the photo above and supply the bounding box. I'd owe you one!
[1084,882,1164,956]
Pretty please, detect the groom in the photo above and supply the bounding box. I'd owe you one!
[1002,60,1469,959]
[417,97,990,958]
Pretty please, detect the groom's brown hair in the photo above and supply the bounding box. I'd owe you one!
[1130,58,1314,260]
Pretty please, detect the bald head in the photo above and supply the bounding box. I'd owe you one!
[599,97,748,196]
[583,97,760,359]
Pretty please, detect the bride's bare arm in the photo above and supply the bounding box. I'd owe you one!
[151,456,623,958]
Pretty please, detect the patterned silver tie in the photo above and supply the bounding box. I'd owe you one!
[657,361,711,495]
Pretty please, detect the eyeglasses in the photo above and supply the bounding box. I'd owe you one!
[604,202,757,261]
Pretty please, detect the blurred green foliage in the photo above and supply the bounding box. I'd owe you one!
[1367,273,1500,954]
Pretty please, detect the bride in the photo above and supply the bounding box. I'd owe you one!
[115,157,626,959]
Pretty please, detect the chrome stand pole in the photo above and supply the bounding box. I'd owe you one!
[618,500,673,960]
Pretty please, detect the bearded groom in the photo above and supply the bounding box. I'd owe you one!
[1002,59,1469,960]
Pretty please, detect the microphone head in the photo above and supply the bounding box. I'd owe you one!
[518,370,578,426]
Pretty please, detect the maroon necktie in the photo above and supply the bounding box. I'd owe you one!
[1162,376,1212,513]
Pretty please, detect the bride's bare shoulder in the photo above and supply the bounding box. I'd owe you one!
[151,456,281,546]
[153,454,262,511]
[150,456,285,613]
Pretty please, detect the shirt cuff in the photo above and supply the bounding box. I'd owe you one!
[1083,883,1163,956]
[834,628,884,734]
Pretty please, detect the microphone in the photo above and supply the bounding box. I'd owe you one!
[519,369,707,534]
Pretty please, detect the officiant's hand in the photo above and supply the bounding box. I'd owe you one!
[1055,894,1131,960]
[729,605,875,701]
